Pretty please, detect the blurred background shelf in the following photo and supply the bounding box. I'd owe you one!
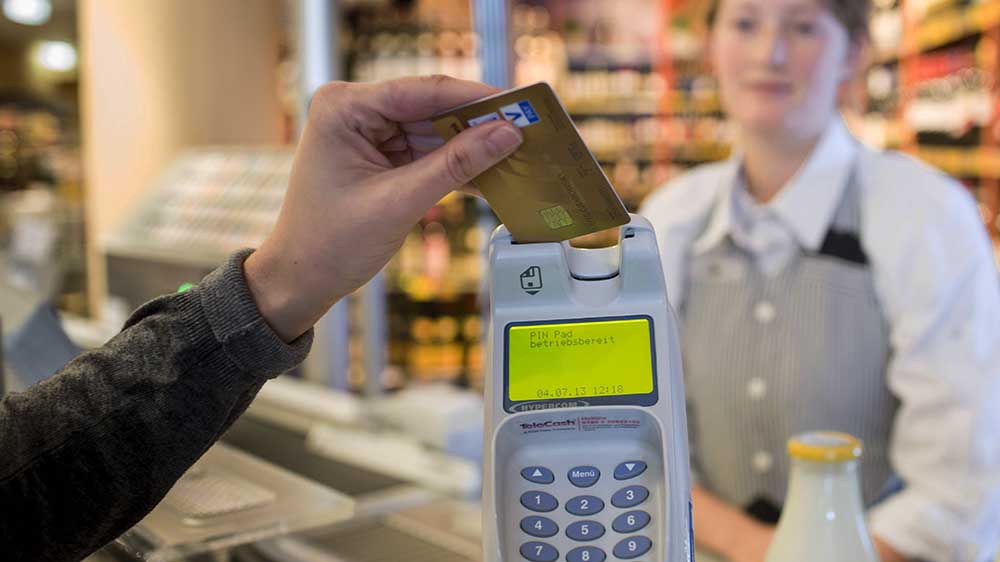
[917,145,1000,179]
[2,0,998,396]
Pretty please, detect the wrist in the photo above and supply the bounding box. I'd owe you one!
[244,244,328,342]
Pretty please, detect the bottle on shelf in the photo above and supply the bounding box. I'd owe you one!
[765,431,880,562]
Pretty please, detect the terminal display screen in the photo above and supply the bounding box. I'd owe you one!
[506,317,655,402]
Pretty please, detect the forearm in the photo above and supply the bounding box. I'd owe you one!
[691,485,771,558]
[0,250,312,561]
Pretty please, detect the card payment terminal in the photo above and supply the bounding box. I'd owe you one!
[483,215,694,562]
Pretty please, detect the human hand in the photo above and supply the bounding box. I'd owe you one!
[244,75,523,341]
[874,536,911,562]
[723,519,774,562]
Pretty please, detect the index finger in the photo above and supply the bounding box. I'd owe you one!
[365,75,501,123]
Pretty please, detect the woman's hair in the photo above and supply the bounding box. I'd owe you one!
[706,0,871,42]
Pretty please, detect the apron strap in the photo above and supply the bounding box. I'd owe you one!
[814,152,869,266]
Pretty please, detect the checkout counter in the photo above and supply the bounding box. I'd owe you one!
[70,148,724,562]
[84,377,484,562]
[80,376,722,562]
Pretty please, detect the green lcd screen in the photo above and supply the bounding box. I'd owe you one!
[506,318,654,402]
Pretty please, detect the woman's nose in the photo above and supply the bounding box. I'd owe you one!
[753,26,788,68]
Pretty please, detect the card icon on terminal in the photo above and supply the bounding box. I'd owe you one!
[521,266,543,295]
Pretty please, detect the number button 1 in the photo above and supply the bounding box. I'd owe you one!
[565,495,604,516]
[520,490,558,512]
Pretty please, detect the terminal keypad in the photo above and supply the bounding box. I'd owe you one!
[516,461,654,561]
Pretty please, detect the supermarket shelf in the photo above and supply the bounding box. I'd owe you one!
[876,2,1000,63]
[567,59,654,73]
[571,111,666,120]
[671,143,732,162]
[564,91,721,118]
[591,142,731,164]
[598,158,659,166]
[917,146,1000,180]
[570,106,720,119]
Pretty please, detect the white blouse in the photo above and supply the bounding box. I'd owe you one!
[640,116,1000,562]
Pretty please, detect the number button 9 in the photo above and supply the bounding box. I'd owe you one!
[613,536,652,559]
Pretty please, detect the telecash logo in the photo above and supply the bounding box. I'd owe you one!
[519,419,577,430]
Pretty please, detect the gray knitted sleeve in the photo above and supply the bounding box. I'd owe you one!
[0,249,313,561]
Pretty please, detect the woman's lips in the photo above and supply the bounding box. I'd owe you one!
[747,81,793,95]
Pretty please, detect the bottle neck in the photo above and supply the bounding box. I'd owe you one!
[769,456,879,562]
[782,458,865,517]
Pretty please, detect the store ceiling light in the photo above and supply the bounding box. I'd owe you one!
[3,0,52,26]
[36,40,76,72]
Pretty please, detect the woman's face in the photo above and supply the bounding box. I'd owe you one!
[709,0,858,138]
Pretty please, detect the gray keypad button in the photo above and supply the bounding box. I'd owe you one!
[612,511,651,533]
[521,516,558,538]
[613,536,652,559]
[613,461,647,480]
[567,466,601,487]
[566,520,605,542]
[521,466,555,484]
[611,485,649,508]
[565,495,604,516]
[521,491,558,512]
[567,546,606,562]
[520,541,559,562]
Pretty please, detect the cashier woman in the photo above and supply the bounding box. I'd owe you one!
[639,1,1000,562]
[0,75,525,561]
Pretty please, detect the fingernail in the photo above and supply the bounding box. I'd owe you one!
[486,124,523,155]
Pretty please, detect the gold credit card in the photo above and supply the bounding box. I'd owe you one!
[432,82,629,243]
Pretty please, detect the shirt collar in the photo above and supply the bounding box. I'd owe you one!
[692,115,859,255]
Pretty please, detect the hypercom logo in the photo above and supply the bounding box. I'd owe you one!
[512,400,590,412]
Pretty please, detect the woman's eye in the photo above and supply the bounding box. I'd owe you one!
[733,17,756,32]
[793,21,817,35]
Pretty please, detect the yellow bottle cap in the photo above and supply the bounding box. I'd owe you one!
[787,431,863,463]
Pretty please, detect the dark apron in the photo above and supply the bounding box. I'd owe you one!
[680,161,898,522]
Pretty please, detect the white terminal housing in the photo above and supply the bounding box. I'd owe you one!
[483,214,694,562]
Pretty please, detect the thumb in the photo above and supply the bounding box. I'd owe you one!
[403,120,522,205]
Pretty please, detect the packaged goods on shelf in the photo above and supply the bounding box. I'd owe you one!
[335,0,1000,392]
[0,99,87,314]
